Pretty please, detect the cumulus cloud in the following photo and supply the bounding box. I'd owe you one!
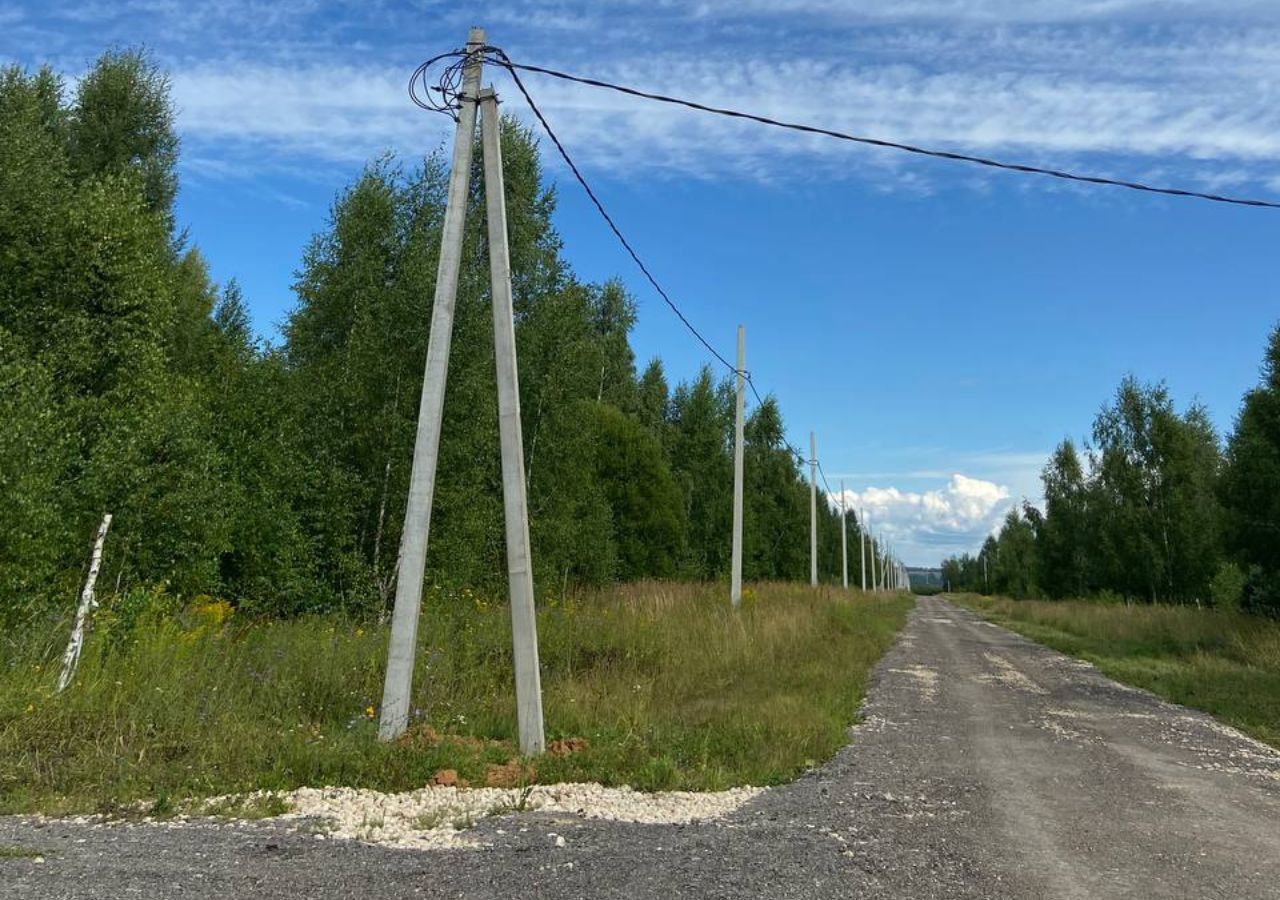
[832,474,1012,561]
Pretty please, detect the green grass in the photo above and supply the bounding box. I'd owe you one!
[0,582,912,814]
[0,845,44,859]
[954,594,1280,748]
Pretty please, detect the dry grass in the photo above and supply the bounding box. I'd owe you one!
[0,582,911,814]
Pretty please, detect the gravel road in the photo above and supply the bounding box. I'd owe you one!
[4,595,1278,899]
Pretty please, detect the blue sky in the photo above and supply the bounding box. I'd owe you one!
[5,0,1279,565]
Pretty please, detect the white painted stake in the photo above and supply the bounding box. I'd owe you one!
[481,86,545,756]
[860,506,867,592]
[840,479,848,590]
[730,325,746,608]
[379,28,485,742]
[809,431,818,588]
[57,513,112,693]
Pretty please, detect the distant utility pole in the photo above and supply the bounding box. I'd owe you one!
[869,531,878,593]
[380,27,485,742]
[380,29,546,756]
[859,507,867,592]
[809,432,818,587]
[983,553,989,594]
[840,479,848,590]
[730,325,746,608]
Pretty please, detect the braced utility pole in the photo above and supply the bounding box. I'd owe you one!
[809,431,818,587]
[480,85,545,755]
[379,27,485,742]
[730,325,746,608]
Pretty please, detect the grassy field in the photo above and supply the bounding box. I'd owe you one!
[955,594,1280,749]
[0,583,912,815]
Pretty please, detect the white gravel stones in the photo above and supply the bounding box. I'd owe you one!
[277,782,765,851]
[887,665,940,701]
[980,652,1049,695]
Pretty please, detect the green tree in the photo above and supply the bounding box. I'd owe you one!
[1222,324,1280,615]
[1039,440,1091,597]
[1091,376,1222,603]
[68,49,178,221]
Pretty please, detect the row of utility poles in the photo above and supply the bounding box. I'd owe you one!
[379,26,909,754]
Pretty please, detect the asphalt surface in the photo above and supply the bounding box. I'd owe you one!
[4,595,1279,899]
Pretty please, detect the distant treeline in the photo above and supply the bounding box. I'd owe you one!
[0,50,870,628]
[942,339,1280,616]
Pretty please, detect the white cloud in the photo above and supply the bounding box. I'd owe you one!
[14,2,1280,196]
[146,19,1280,199]
[832,473,1013,563]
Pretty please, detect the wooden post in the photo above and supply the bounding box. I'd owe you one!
[480,86,545,756]
[840,479,848,590]
[379,27,485,742]
[57,513,112,693]
[730,325,745,608]
[809,431,818,587]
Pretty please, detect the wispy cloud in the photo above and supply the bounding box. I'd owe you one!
[9,2,1280,197]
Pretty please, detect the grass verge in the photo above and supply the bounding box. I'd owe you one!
[0,582,911,814]
[954,594,1280,749]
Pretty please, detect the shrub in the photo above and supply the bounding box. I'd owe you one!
[1210,562,1246,612]
[1243,566,1280,618]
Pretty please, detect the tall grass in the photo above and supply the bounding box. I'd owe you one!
[958,595,1280,748]
[0,583,911,814]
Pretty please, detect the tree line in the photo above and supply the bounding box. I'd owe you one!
[0,50,872,630]
[942,342,1280,616]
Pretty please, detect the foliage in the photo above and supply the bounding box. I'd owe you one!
[1221,325,1280,616]
[0,51,869,630]
[943,362,1268,609]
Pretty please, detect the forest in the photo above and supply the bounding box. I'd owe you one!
[942,344,1280,615]
[0,49,867,636]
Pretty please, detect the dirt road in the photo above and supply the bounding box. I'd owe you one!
[4,596,1278,898]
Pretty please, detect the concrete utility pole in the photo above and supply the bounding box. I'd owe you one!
[480,85,545,755]
[840,479,848,590]
[730,325,746,608]
[983,553,989,594]
[379,27,485,742]
[809,431,818,587]
[860,507,867,592]
[870,531,879,592]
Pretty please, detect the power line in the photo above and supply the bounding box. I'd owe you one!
[490,55,1280,211]
[494,49,819,471]
[409,47,886,490]
[412,46,1280,210]
[494,54,741,375]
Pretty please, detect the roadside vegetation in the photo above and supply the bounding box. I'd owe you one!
[956,594,1280,748]
[941,323,1280,618]
[0,583,911,815]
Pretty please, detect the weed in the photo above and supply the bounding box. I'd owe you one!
[1,583,911,813]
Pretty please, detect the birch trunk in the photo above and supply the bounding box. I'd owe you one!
[57,513,112,693]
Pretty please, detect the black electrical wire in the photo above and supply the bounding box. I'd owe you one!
[494,56,1280,211]
[414,46,1280,210]
[504,59,823,472]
